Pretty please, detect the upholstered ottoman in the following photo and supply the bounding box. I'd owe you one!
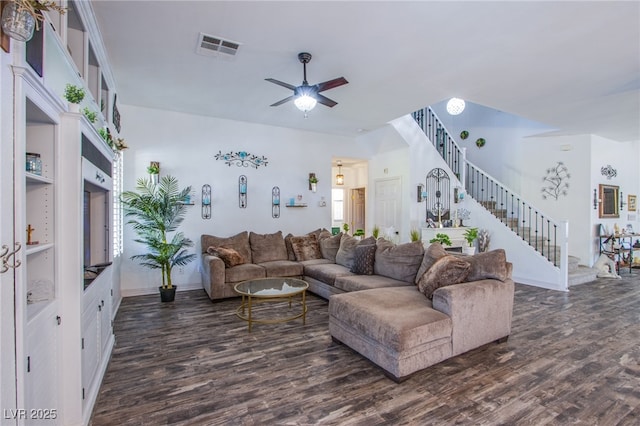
[329,286,453,382]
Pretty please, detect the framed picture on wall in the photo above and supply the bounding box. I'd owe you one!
[629,194,637,212]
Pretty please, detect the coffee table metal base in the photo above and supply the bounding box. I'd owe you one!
[235,292,307,332]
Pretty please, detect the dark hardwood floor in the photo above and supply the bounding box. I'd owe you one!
[90,276,640,425]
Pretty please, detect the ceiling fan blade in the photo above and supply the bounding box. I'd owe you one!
[316,94,338,108]
[270,95,296,107]
[316,77,348,93]
[265,78,297,91]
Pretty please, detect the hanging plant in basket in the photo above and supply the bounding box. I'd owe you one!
[475,138,486,148]
[460,130,469,140]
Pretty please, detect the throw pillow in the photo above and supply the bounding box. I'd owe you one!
[465,249,509,282]
[417,255,471,299]
[284,233,296,261]
[249,231,288,263]
[290,234,323,261]
[415,242,449,284]
[335,234,360,268]
[206,246,246,268]
[319,232,342,262]
[350,244,376,275]
[201,231,251,263]
[373,240,425,283]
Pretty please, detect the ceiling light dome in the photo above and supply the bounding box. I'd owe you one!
[294,94,317,113]
[446,98,466,115]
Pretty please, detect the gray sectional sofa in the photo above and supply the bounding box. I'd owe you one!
[200,229,514,381]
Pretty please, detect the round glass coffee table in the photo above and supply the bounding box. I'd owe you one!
[233,277,309,332]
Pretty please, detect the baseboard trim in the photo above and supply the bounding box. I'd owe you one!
[121,283,202,298]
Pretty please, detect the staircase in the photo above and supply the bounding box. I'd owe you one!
[568,255,598,286]
[410,107,572,290]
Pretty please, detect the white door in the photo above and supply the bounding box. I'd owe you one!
[374,177,402,235]
[351,188,365,232]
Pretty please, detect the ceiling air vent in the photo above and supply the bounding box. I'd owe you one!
[196,33,241,58]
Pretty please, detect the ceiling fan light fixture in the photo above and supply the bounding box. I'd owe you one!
[294,94,317,113]
[446,98,466,115]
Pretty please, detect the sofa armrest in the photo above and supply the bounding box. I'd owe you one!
[200,254,226,300]
[432,279,514,356]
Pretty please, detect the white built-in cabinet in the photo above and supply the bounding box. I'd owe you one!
[1,1,121,424]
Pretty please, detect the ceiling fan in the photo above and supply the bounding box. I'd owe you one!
[266,52,348,116]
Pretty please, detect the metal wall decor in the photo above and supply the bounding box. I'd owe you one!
[215,150,268,169]
[601,164,617,180]
[272,186,280,218]
[425,168,451,225]
[202,184,211,219]
[541,161,570,200]
[239,175,247,208]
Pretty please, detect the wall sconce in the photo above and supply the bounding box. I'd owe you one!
[309,173,318,192]
[239,175,247,208]
[272,186,280,218]
[202,184,211,219]
[620,191,626,209]
[417,184,426,202]
[593,188,599,210]
[453,187,465,203]
[335,161,344,186]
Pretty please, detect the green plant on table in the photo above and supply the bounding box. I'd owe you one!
[463,227,479,246]
[372,225,380,239]
[429,233,452,246]
[64,83,84,104]
[353,229,365,237]
[120,175,196,290]
[410,229,421,242]
[342,223,349,234]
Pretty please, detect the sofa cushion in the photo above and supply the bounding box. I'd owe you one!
[329,287,452,352]
[206,246,246,268]
[465,249,510,282]
[417,255,471,299]
[224,263,265,283]
[319,232,342,262]
[415,242,449,284]
[258,260,304,277]
[304,263,354,286]
[374,240,425,283]
[290,234,323,261]
[284,233,296,261]
[334,274,411,292]
[298,258,333,267]
[249,231,288,263]
[350,244,376,275]
[336,235,376,269]
[202,231,252,263]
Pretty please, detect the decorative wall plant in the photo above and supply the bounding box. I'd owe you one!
[475,138,486,148]
[215,150,268,169]
[601,164,617,180]
[541,161,570,200]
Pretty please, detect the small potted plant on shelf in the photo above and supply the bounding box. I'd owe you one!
[353,229,365,240]
[120,175,196,302]
[372,225,380,239]
[82,107,97,123]
[64,83,84,112]
[147,162,160,184]
[309,175,318,192]
[410,229,421,242]
[429,233,452,247]
[463,227,479,255]
[342,223,349,234]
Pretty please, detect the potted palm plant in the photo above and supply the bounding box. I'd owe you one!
[121,175,196,302]
[463,227,479,255]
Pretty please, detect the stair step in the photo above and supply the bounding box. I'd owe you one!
[568,255,580,272]
[568,265,598,286]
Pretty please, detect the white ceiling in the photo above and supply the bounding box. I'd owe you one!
[91,1,640,142]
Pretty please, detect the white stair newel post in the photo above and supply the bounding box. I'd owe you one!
[460,147,467,191]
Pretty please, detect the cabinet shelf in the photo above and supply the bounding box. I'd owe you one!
[25,242,54,256]
[25,172,53,184]
[285,204,307,208]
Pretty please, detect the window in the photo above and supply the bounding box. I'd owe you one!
[332,188,344,222]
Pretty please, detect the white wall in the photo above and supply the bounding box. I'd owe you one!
[430,100,555,192]
[119,105,359,295]
[520,134,592,264]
